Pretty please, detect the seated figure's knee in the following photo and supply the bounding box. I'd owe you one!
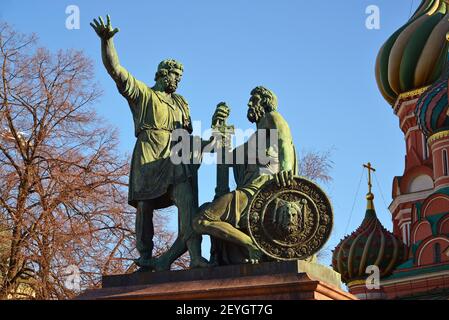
[193,213,212,234]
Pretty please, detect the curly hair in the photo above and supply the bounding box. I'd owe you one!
[154,59,184,81]
[250,86,278,112]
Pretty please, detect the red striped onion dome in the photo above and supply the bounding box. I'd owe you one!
[332,193,408,284]
[415,51,449,138]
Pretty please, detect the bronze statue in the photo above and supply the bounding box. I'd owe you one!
[90,15,333,270]
[193,86,297,264]
[90,15,227,271]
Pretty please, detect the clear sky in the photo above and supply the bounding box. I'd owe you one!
[0,0,421,266]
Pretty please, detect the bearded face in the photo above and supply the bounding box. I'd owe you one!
[278,205,299,234]
[159,68,182,93]
[247,94,266,123]
[273,199,302,235]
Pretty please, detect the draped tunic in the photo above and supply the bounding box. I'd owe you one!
[116,70,194,208]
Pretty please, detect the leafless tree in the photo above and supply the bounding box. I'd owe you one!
[297,148,334,263]
[0,22,181,299]
[297,148,334,184]
[0,22,335,299]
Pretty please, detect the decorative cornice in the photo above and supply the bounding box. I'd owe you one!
[398,87,431,100]
[347,279,367,287]
[395,208,412,222]
[428,130,449,146]
[381,268,449,286]
[430,181,449,192]
[389,189,434,213]
[394,86,430,113]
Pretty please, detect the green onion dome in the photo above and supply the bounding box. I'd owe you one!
[332,193,408,284]
[415,46,449,137]
[375,0,449,105]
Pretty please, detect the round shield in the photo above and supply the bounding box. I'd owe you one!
[247,176,333,261]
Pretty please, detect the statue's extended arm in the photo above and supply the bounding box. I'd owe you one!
[270,113,295,187]
[278,137,295,172]
[90,15,127,85]
[101,38,127,83]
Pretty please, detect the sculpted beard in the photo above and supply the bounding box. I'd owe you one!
[247,104,266,123]
[281,221,298,234]
[278,207,300,234]
[163,75,178,93]
[283,223,298,234]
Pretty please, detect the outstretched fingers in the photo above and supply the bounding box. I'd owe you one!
[98,16,106,28]
[92,18,101,29]
[91,15,119,39]
[106,15,119,35]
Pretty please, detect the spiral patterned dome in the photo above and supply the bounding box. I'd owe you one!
[332,193,407,284]
[415,49,449,137]
[376,0,449,105]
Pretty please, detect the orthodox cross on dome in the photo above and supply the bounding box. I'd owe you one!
[363,162,376,195]
[363,162,376,210]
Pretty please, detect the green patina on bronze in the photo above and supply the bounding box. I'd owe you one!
[193,87,302,265]
[91,15,332,271]
[91,15,218,271]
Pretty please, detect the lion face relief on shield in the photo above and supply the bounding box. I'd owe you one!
[272,198,309,238]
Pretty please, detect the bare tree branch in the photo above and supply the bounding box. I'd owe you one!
[0,22,176,300]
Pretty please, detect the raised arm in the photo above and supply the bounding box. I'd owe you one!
[90,15,126,84]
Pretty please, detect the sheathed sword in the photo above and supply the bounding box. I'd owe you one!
[211,103,234,199]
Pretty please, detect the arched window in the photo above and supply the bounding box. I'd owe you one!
[434,243,441,264]
[401,222,411,245]
[443,150,449,176]
[408,175,434,193]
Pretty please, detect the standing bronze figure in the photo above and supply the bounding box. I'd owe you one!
[90,15,227,271]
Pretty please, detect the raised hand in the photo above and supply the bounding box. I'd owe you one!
[212,102,230,127]
[90,15,119,40]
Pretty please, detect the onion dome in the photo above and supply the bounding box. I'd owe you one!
[375,0,449,106]
[415,43,449,138]
[332,164,408,285]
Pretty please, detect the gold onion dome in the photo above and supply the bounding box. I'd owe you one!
[376,0,449,105]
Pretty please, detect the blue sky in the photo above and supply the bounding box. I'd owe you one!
[0,0,420,265]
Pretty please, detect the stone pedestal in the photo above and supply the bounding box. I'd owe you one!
[76,261,356,300]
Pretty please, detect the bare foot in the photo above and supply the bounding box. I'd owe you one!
[134,257,156,271]
[190,256,211,268]
[152,257,171,272]
[135,265,154,273]
[243,245,263,264]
